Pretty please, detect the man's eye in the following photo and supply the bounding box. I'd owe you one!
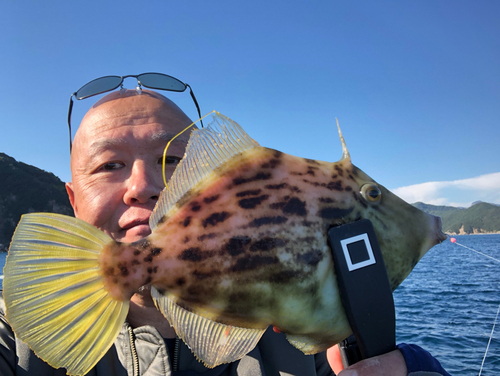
[160,156,182,165]
[99,162,124,171]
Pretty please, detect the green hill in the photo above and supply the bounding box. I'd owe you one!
[413,202,500,234]
[0,153,73,251]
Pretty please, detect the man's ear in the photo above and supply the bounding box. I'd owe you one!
[65,182,78,217]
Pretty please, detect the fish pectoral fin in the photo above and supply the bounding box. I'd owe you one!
[3,213,129,376]
[151,287,265,368]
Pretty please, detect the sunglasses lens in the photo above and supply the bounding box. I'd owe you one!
[76,76,123,99]
[138,73,186,92]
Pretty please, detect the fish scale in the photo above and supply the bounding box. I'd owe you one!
[3,113,447,375]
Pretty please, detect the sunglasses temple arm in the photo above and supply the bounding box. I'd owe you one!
[187,85,204,128]
[68,95,75,153]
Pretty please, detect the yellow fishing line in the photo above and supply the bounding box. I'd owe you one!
[162,111,218,188]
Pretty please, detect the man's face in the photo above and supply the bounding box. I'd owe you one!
[66,91,192,243]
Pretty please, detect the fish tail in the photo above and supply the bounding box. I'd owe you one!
[3,213,129,376]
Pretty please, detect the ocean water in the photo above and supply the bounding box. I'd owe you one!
[0,235,499,375]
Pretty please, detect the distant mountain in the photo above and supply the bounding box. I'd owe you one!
[413,202,500,235]
[0,153,73,252]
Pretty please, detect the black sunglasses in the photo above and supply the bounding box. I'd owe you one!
[68,72,203,151]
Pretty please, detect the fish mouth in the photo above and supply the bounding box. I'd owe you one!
[433,215,447,244]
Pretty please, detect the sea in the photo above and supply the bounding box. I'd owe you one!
[0,234,499,375]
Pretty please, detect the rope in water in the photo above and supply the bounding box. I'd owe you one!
[450,238,500,263]
[478,302,500,376]
[449,237,499,376]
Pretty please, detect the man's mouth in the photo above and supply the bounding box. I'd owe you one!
[120,218,152,240]
[122,219,150,231]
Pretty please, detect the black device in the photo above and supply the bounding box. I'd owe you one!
[327,219,396,367]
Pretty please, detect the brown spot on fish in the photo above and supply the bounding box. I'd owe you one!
[151,248,162,256]
[250,237,286,252]
[345,186,353,192]
[198,233,217,242]
[265,183,288,190]
[331,174,338,179]
[261,158,281,169]
[183,236,190,243]
[249,216,288,228]
[282,197,307,216]
[233,172,272,186]
[202,211,231,228]
[133,250,141,256]
[327,181,343,191]
[319,207,354,220]
[296,249,324,266]
[176,277,186,286]
[144,276,152,285]
[225,236,252,256]
[232,255,279,272]
[238,195,270,209]
[144,255,153,263]
[270,201,286,210]
[306,166,319,176]
[334,165,344,176]
[190,202,202,212]
[179,247,204,262]
[157,216,167,225]
[105,267,114,276]
[183,217,192,227]
[236,189,262,197]
[120,266,129,276]
[203,195,220,204]
[304,158,320,165]
[147,267,153,274]
[131,259,140,266]
[319,197,334,203]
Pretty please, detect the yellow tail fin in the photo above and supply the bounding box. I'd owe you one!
[3,213,129,376]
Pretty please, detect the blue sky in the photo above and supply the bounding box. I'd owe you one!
[0,1,498,207]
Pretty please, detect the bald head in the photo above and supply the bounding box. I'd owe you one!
[72,90,192,155]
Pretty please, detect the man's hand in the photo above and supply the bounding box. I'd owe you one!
[327,345,407,375]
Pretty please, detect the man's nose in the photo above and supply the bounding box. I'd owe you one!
[123,161,162,206]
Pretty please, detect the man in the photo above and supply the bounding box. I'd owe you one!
[0,88,449,375]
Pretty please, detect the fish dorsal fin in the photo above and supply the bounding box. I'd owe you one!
[150,112,260,229]
[151,287,266,367]
[336,118,351,161]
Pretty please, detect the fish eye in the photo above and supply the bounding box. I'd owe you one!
[360,184,382,204]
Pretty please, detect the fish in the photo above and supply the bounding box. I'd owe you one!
[3,113,446,375]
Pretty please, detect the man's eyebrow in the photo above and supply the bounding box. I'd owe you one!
[87,130,191,158]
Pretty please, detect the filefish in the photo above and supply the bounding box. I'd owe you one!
[3,113,446,375]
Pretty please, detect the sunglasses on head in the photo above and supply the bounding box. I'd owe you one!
[68,72,203,151]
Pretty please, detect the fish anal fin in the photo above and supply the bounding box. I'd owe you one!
[151,287,265,367]
[285,333,333,355]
